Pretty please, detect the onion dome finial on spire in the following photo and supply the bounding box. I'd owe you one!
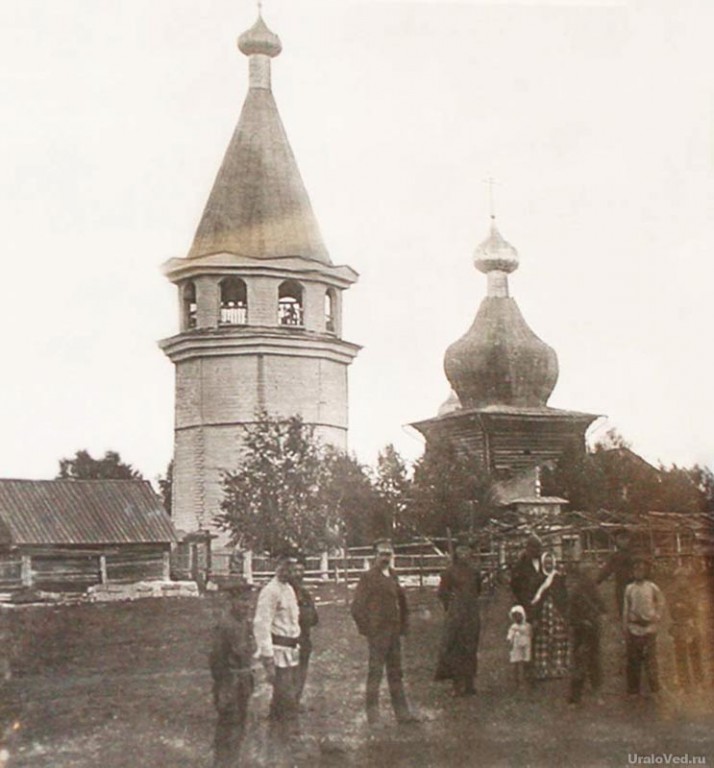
[473,217,519,275]
[238,14,282,58]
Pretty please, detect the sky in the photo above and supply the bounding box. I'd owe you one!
[0,0,712,483]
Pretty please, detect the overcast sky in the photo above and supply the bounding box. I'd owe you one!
[1,0,712,483]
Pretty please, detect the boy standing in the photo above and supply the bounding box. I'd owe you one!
[622,558,665,697]
[209,577,255,768]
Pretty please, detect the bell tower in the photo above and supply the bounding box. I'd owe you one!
[160,12,360,536]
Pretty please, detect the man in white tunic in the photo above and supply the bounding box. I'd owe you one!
[253,554,301,726]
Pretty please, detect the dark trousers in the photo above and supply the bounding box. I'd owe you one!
[269,665,299,722]
[295,643,311,704]
[672,631,704,689]
[569,625,602,703]
[213,681,251,768]
[626,632,660,695]
[267,665,300,762]
[366,634,410,722]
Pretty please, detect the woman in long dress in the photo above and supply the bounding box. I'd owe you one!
[530,551,569,680]
[434,540,482,696]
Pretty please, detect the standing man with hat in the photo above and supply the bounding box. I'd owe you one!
[350,539,417,725]
[209,576,255,768]
[253,554,301,732]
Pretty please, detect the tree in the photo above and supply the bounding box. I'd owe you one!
[157,460,173,516]
[216,412,344,553]
[374,444,412,541]
[408,436,493,538]
[318,448,381,547]
[57,450,143,481]
[540,438,605,512]
[543,428,714,516]
[653,464,712,515]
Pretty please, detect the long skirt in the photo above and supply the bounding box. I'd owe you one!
[434,607,480,685]
[533,596,569,680]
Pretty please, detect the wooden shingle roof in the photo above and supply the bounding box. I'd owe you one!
[188,21,330,265]
[0,480,177,546]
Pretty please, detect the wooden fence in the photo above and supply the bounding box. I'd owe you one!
[0,548,171,594]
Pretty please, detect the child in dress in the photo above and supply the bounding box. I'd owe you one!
[507,605,532,688]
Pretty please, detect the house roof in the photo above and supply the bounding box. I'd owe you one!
[0,480,177,546]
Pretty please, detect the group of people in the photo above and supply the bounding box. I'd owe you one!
[208,532,710,766]
[507,531,710,705]
[208,553,318,768]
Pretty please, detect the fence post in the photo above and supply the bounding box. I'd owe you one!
[320,551,329,582]
[243,550,253,585]
[99,555,108,584]
[21,555,32,587]
[162,552,170,581]
[419,555,424,588]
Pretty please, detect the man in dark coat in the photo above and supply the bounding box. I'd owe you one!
[435,537,482,696]
[510,535,545,621]
[350,539,416,725]
[290,557,319,704]
[567,564,606,704]
[596,529,635,616]
[209,577,255,768]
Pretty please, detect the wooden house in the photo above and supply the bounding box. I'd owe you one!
[0,479,177,594]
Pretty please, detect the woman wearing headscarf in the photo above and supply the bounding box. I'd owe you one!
[530,551,569,680]
[434,536,482,696]
[510,535,545,616]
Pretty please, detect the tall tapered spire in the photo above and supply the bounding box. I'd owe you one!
[187,13,330,264]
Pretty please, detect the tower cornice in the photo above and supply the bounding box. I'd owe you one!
[158,327,361,365]
[162,253,358,288]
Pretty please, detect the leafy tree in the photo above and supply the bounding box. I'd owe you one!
[57,450,143,481]
[540,438,605,512]
[543,428,713,516]
[374,444,412,541]
[408,435,493,538]
[318,448,381,547]
[653,464,712,514]
[217,412,345,553]
[157,460,173,516]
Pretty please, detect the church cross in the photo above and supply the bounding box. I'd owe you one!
[482,176,498,220]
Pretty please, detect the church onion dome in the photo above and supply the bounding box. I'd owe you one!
[443,219,558,409]
[238,16,282,58]
[474,219,519,274]
[444,299,559,409]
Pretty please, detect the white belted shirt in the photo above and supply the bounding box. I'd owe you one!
[253,576,301,668]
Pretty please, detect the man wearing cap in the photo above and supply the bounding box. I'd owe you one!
[209,576,255,768]
[253,554,301,730]
[596,529,636,617]
[351,539,416,725]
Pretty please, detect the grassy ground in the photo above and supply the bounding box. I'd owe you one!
[0,582,712,768]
